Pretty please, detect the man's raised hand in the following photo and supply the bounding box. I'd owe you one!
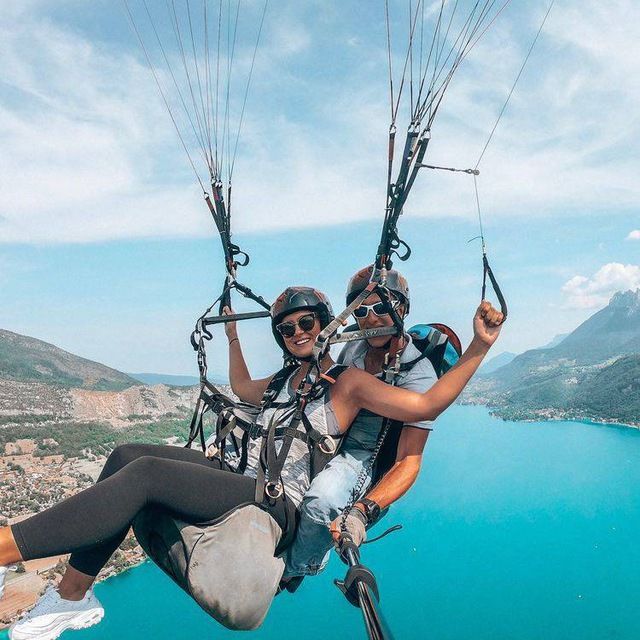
[473,300,504,348]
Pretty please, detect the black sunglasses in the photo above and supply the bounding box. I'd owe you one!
[353,299,399,319]
[275,313,317,338]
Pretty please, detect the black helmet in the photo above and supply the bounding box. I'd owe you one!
[271,286,334,353]
[346,264,410,313]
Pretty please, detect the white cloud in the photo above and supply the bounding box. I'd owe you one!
[627,230,640,240]
[1,1,639,244]
[561,263,640,309]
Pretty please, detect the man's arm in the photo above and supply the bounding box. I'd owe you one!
[358,425,429,510]
[328,426,429,544]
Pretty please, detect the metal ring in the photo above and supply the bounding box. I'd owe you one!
[264,482,283,500]
[318,436,338,455]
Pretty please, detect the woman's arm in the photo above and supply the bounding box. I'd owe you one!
[224,307,273,405]
[332,301,502,427]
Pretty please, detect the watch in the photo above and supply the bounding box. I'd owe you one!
[355,498,381,525]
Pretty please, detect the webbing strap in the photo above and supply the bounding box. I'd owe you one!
[265,403,304,497]
[313,282,378,361]
[185,394,206,450]
[256,365,347,502]
[482,254,508,319]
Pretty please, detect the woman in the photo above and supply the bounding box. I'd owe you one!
[0,285,502,639]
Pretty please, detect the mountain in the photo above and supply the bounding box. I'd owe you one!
[0,329,201,428]
[465,289,640,425]
[0,329,139,391]
[551,289,640,364]
[540,333,569,349]
[492,289,639,385]
[480,351,517,375]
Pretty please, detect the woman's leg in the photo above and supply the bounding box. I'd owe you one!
[9,455,280,569]
[56,444,229,599]
[2,446,259,595]
[67,444,228,573]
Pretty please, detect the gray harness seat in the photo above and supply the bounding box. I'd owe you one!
[133,504,284,630]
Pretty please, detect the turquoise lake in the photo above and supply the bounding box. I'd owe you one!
[2,404,640,639]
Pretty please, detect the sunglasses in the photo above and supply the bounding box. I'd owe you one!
[353,299,400,319]
[275,313,317,338]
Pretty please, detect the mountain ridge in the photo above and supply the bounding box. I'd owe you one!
[0,329,139,391]
[465,289,640,426]
[0,329,202,428]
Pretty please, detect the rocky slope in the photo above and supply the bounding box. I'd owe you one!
[0,330,214,428]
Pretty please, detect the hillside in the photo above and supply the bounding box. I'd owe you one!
[479,351,517,375]
[0,329,139,391]
[128,372,200,387]
[0,329,206,429]
[465,289,640,425]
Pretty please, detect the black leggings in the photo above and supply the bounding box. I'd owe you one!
[11,444,287,577]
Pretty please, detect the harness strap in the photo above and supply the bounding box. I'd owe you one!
[256,364,347,502]
[482,253,508,319]
[200,364,300,463]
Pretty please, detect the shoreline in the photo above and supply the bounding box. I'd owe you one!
[2,406,638,630]
[459,401,640,431]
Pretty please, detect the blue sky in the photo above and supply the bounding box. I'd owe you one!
[1,0,639,378]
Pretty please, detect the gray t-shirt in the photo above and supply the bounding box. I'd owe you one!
[337,335,435,452]
[242,370,341,509]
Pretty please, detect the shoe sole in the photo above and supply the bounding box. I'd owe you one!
[9,607,105,640]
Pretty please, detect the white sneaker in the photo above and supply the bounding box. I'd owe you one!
[0,565,17,600]
[9,585,105,640]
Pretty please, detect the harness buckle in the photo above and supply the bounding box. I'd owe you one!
[318,435,338,455]
[264,481,283,500]
[205,443,220,460]
[248,421,263,439]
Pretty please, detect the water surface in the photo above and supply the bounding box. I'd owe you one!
[3,405,639,639]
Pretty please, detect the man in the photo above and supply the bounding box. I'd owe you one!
[284,264,437,577]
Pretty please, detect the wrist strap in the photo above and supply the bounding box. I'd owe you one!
[349,506,368,526]
[228,337,239,347]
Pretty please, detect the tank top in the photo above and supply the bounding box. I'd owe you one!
[242,369,341,508]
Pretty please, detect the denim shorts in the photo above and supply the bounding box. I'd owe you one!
[284,449,373,577]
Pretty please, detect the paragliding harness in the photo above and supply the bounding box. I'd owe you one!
[334,323,462,527]
[132,171,357,629]
[134,315,349,630]
[369,322,462,484]
[185,354,349,553]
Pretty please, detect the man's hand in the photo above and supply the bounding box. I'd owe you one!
[222,305,238,341]
[473,300,504,348]
[329,508,367,547]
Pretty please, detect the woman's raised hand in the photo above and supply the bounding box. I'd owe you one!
[222,306,238,342]
[473,300,504,348]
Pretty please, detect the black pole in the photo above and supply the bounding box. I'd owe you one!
[335,539,395,640]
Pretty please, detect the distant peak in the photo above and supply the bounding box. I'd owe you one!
[609,288,640,311]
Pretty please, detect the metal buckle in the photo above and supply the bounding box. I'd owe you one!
[248,421,263,439]
[205,443,219,460]
[318,435,338,455]
[264,482,283,500]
